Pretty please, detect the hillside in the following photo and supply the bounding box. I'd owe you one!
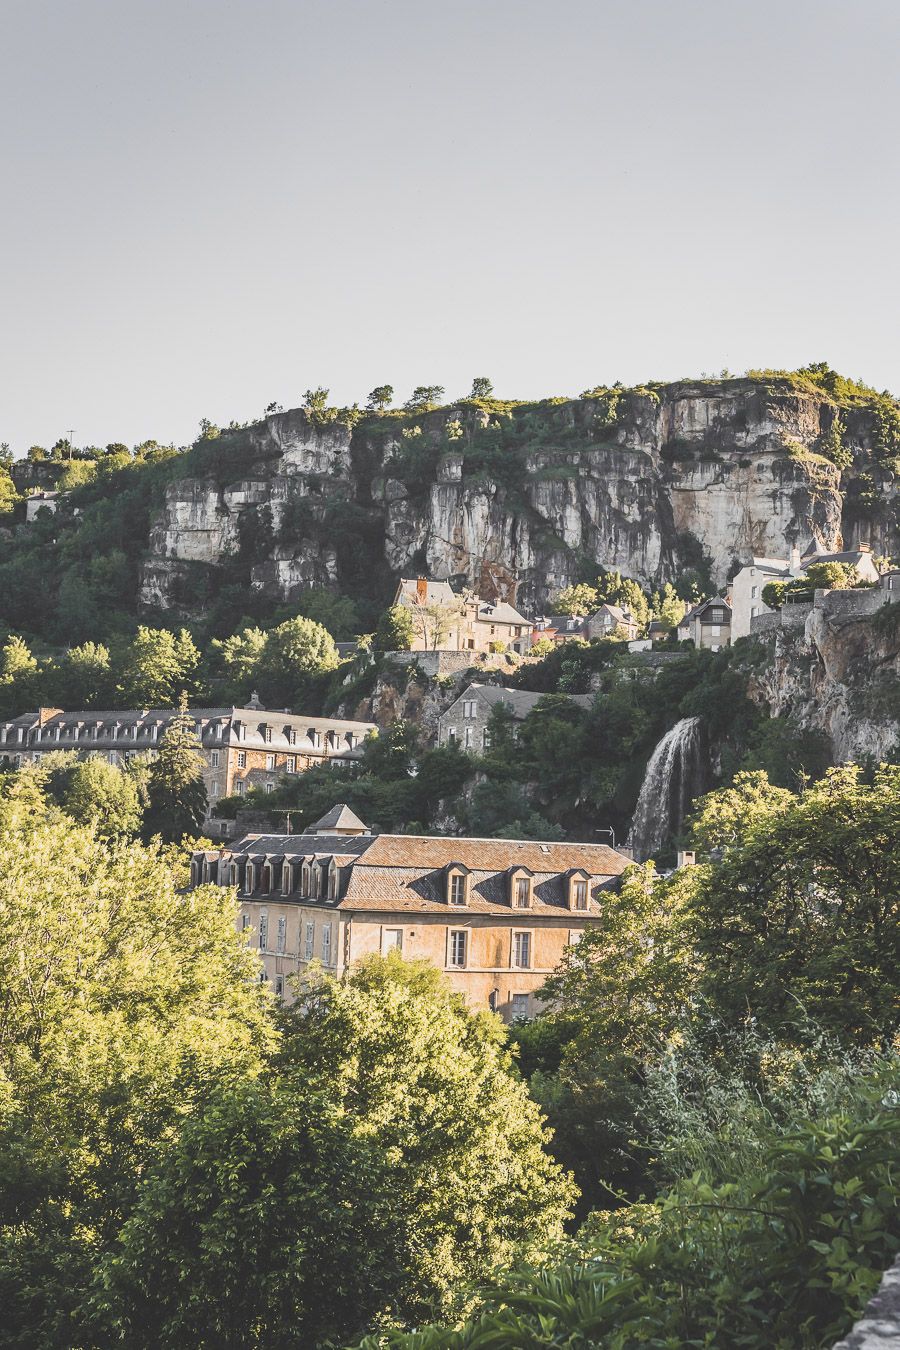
[4,365,900,648]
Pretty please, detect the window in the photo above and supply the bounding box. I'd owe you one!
[304,922,314,960]
[286,755,296,774]
[511,994,530,1020]
[236,780,246,796]
[328,868,337,900]
[211,750,220,768]
[264,782,274,794]
[276,916,286,954]
[463,726,473,750]
[264,725,273,743]
[258,912,268,950]
[211,781,219,798]
[274,975,284,997]
[310,730,322,749]
[108,751,117,765]
[301,863,310,896]
[447,728,457,745]
[448,929,467,968]
[287,728,297,746]
[382,928,403,953]
[241,912,250,931]
[509,870,533,908]
[482,727,491,750]
[710,624,721,637]
[236,751,246,769]
[237,722,246,741]
[514,877,531,908]
[513,931,531,968]
[463,700,477,719]
[751,585,759,599]
[322,923,332,965]
[572,879,588,910]
[266,753,275,771]
[449,872,468,905]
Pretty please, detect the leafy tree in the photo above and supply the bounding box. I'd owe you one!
[650,582,687,631]
[27,445,48,461]
[404,385,445,412]
[117,627,199,708]
[469,377,494,400]
[596,570,652,631]
[262,615,339,683]
[302,386,330,415]
[60,756,143,837]
[143,701,208,841]
[47,641,114,708]
[0,634,38,717]
[762,578,789,609]
[0,794,271,1346]
[374,603,414,651]
[804,560,858,590]
[553,582,597,616]
[687,766,900,1044]
[0,466,19,516]
[366,384,394,410]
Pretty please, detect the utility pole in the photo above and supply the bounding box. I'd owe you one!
[65,430,75,460]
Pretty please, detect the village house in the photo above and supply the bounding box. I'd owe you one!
[24,490,62,521]
[531,612,588,645]
[393,577,531,654]
[730,544,880,640]
[437,682,594,753]
[586,604,639,641]
[533,605,640,645]
[0,704,376,812]
[191,806,632,1019]
[676,596,733,649]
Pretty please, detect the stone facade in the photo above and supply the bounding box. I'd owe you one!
[393,578,531,655]
[677,596,733,649]
[1,704,375,812]
[191,813,631,1019]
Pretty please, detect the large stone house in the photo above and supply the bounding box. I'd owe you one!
[393,577,531,655]
[437,682,594,753]
[0,704,375,810]
[730,544,880,640]
[191,806,632,1019]
[676,596,733,649]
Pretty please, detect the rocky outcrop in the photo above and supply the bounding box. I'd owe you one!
[137,379,898,613]
[746,592,900,763]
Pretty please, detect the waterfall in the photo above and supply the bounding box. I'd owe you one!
[628,717,707,862]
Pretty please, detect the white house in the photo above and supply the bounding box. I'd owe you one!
[730,544,880,640]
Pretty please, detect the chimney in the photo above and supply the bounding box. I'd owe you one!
[676,850,696,869]
[789,546,801,573]
[416,577,428,603]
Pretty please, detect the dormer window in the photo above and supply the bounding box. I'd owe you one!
[301,862,311,897]
[446,865,471,906]
[287,727,297,746]
[328,864,337,901]
[263,724,273,743]
[567,869,591,911]
[509,867,534,909]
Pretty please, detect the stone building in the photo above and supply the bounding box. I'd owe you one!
[0,704,376,811]
[190,807,632,1019]
[730,544,880,640]
[393,577,531,655]
[437,683,594,754]
[676,596,733,649]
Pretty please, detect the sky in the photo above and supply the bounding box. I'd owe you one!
[1,0,899,453]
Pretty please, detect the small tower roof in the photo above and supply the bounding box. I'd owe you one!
[304,804,370,835]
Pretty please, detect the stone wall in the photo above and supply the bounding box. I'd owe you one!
[832,1257,900,1348]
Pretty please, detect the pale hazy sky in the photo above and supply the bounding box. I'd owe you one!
[2,0,898,452]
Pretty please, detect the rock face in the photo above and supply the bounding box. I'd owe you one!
[747,591,900,763]
[138,380,898,613]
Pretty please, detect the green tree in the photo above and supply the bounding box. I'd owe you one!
[0,465,20,516]
[374,603,414,651]
[366,384,394,410]
[143,701,208,841]
[0,634,39,717]
[117,627,199,707]
[48,641,114,708]
[108,957,574,1347]
[804,560,858,590]
[553,582,598,616]
[0,795,271,1346]
[687,766,900,1043]
[469,376,494,400]
[61,755,143,837]
[302,386,330,415]
[404,385,445,411]
[650,582,687,631]
[27,444,48,462]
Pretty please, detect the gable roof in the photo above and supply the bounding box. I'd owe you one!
[395,577,458,607]
[449,683,594,720]
[474,600,529,626]
[304,804,370,834]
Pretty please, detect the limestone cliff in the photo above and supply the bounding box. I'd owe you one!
[137,378,899,614]
[745,591,900,763]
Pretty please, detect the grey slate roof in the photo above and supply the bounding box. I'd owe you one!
[304,804,370,834]
[448,683,594,720]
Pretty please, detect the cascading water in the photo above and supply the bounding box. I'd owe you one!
[628,716,707,862]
